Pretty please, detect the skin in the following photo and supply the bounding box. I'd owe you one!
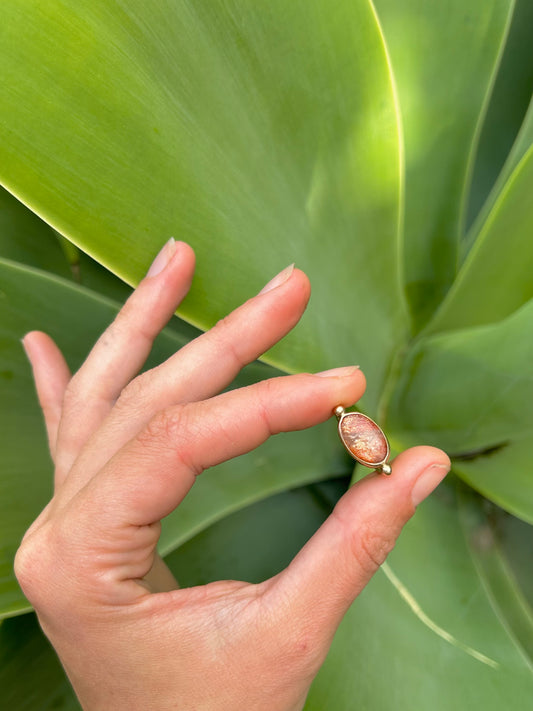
[15,240,450,711]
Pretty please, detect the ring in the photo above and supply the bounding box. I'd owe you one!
[333,406,392,475]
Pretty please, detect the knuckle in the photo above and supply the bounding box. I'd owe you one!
[14,525,56,606]
[256,378,279,436]
[103,318,124,343]
[115,296,136,325]
[115,303,155,347]
[213,312,234,337]
[351,520,398,574]
[15,509,107,615]
[116,373,149,409]
[138,406,201,471]
[212,313,246,368]
[13,542,32,593]
[138,407,182,448]
[62,374,81,407]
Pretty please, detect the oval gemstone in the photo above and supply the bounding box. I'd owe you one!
[339,413,388,466]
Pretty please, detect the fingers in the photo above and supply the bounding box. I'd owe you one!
[267,446,450,654]
[54,239,195,482]
[22,331,71,462]
[116,263,309,408]
[76,368,365,530]
[60,265,312,498]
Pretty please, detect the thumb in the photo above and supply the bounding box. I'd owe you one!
[267,446,450,657]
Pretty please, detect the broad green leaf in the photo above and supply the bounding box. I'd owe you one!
[466,0,533,230]
[386,298,533,460]
[165,478,347,586]
[492,510,533,607]
[458,488,533,663]
[306,485,533,710]
[427,97,533,334]
[0,257,352,618]
[0,186,71,278]
[0,614,81,710]
[0,185,133,303]
[453,435,533,523]
[465,94,533,258]
[373,0,514,327]
[0,0,406,413]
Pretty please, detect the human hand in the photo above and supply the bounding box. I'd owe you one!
[15,239,450,711]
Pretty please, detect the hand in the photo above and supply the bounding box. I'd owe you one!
[15,239,450,711]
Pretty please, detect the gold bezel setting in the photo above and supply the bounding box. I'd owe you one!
[334,406,392,475]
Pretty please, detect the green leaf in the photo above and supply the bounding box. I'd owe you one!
[0,185,133,303]
[373,0,514,327]
[306,485,533,710]
[0,186,71,278]
[491,510,533,608]
[458,487,533,663]
[0,0,407,413]
[0,614,80,710]
[0,257,352,618]
[466,0,533,231]
[164,478,347,586]
[427,97,533,334]
[386,298,533,459]
[453,435,533,523]
[466,97,533,259]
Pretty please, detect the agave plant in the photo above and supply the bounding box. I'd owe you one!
[1,1,533,708]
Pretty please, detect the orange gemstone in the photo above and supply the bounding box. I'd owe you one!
[339,413,388,466]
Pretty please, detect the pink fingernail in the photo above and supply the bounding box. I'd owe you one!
[258,264,295,294]
[20,335,31,360]
[315,366,360,377]
[411,462,450,506]
[146,238,176,278]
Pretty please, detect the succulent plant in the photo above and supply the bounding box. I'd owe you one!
[1,1,532,708]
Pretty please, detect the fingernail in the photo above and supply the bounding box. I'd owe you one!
[411,462,450,506]
[20,335,31,359]
[258,263,295,294]
[315,366,360,377]
[20,334,38,366]
[146,237,176,278]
